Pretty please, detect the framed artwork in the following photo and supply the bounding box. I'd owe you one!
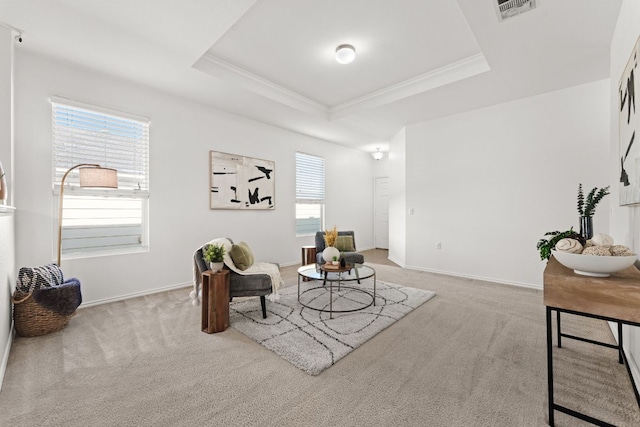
[619,36,640,206]
[209,151,275,210]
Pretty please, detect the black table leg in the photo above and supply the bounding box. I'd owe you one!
[547,306,555,426]
[329,279,333,319]
[619,322,624,364]
[556,310,562,348]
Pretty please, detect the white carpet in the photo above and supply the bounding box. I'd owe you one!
[229,279,436,375]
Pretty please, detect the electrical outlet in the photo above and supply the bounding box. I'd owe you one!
[409,208,414,215]
[436,242,442,250]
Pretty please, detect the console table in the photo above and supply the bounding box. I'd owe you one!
[544,255,640,426]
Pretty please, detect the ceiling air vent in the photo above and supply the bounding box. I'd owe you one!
[495,0,537,22]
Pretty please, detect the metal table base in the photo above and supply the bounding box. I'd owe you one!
[546,306,640,426]
[297,266,376,319]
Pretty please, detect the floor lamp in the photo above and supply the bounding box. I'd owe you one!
[57,164,118,266]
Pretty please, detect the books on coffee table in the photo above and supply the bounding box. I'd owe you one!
[321,263,352,271]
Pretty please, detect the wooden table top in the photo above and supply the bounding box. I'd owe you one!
[543,255,640,324]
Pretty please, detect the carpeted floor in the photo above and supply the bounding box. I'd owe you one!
[0,251,639,426]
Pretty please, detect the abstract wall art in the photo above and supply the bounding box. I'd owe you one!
[619,36,640,206]
[209,151,275,210]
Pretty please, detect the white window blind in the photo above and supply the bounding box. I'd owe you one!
[51,98,150,257]
[295,152,325,236]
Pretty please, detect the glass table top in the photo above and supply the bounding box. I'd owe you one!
[297,264,375,281]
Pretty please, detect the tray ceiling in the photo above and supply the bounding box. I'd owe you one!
[0,0,623,151]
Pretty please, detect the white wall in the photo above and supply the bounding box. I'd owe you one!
[0,25,15,392]
[0,211,14,391]
[403,80,610,287]
[610,0,640,389]
[388,128,406,266]
[0,27,12,183]
[13,52,374,305]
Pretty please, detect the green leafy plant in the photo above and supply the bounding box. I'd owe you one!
[577,184,610,217]
[203,243,225,263]
[536,227,586,261]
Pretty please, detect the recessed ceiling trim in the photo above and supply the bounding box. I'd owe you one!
[0,20,24,35]
[328,53,491,121]
[193,52,328,118]
[194,51,490,122]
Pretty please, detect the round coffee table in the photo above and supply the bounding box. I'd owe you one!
[297,264,376,319]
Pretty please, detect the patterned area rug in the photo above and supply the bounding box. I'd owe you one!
[229,278,436,375]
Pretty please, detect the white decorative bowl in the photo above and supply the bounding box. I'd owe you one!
[552,250,637,277]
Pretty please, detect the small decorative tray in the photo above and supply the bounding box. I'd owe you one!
[320,263,352,271]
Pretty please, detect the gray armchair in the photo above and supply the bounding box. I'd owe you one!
[194,238,275,318]
[315,231,364,266]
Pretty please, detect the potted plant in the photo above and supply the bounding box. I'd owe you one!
[536,227,586,261]
[203,243,225,272]
[332,255,339,265]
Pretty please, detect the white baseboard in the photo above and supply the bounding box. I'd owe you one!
[80,260,304,308]
[0,322,13,393]
[387,256,406,268]
[608,322,640,393]
[609,321,619,341]
[280,260,301,268]
[79,282,192,308]
[628,346,640,391]
[366,258,540,290]
[403,264,541,290]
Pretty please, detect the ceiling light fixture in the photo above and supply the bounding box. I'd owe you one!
[335,44,356,64]
[371,148,384,160]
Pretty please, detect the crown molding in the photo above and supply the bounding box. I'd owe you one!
[193,51,489,122]
[193,53,329,118]
[328,53,490,120]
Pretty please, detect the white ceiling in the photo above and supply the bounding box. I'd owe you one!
[0,0,623,153]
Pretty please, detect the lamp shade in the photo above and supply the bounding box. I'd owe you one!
[335,44,356,64]
[79,166,118,188]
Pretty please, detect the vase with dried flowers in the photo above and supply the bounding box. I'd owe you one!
[322,225,340,263]
[0,161,6,205]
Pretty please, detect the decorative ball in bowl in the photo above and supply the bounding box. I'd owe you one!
[552,249,637,277]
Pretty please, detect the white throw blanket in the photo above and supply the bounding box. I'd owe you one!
[190,238,282,306]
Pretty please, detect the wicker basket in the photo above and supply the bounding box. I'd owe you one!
[12,291,75,337]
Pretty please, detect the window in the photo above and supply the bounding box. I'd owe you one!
[51,97,150,258]
[295,152,324,236]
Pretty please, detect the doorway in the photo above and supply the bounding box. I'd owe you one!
[374,176,389,249]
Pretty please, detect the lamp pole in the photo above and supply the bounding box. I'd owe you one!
[57,163,100,266]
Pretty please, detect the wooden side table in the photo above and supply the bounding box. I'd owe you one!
[301,245,316,265]
[301,245,316,281]
[201,270,230,334]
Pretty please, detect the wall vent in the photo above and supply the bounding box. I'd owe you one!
[495,0,537,22]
